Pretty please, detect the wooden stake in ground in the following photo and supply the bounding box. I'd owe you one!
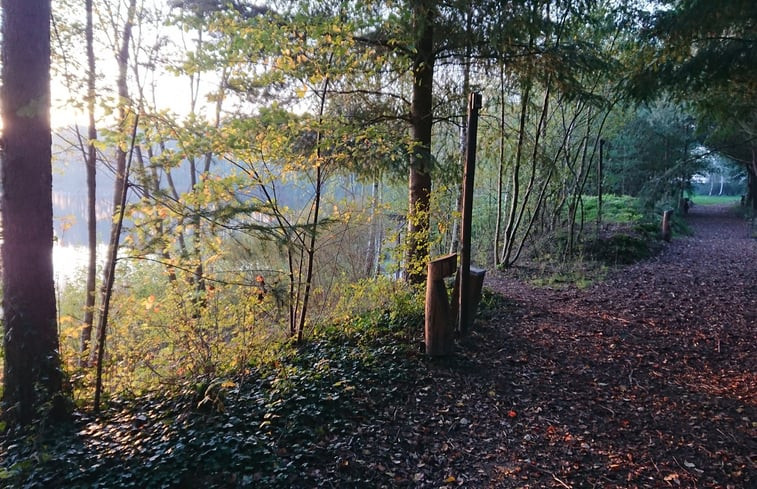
[661,210,673,242]
[425,254,457,356]
[458,92,482,335]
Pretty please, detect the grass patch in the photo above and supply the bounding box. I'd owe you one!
[689,195,741,206]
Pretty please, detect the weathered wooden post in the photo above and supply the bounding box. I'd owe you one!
[597,139,605,237]
[459,92,482,335]
[425,253,457,356]
[661,210,673,242]
[462,267,486,330]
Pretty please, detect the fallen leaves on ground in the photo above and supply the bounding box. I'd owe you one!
[306,204,755,488]
[2,206,753,489]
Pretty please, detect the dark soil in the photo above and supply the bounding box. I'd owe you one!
[314,204,756,488]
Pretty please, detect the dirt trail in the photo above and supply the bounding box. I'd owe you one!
[327,204,755,488]
[474,203,756,488]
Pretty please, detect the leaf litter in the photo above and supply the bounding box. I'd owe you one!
[306,204,755,488]
[1,204,753,488]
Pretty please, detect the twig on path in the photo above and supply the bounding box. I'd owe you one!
[551,473,573,488]
[527,463,573,488]
[716,427,738,443]
[599,404,616,417]
[672,456,694,476]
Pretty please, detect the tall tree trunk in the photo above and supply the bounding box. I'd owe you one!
[91,0,137,410]
[1,0,65,425]
[494,62,506,267]
[746,161,756,211]
[500,81,531,266]
[80,0,98,365]
[296,65,332,342]
[448,8,472,256]
[186,154,207,317]
[750,148,757,212]
[501,77,553,267]
[297,161,322,342]
[567,114,593,257]
[365,176,381,277]
[406,0,435,283]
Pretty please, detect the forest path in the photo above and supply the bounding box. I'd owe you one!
[331,204,755,488]
[472,202,757,487]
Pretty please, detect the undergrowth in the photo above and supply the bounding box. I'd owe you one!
[512,196,692,288]
[0,304,423,488]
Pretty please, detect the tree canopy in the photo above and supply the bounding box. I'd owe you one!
[1,0,753,428]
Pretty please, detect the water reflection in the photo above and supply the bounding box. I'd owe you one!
[53,244,107,286]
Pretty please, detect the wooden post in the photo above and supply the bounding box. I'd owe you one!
[597,139,604,237]
[459,267,486,332]
[661,210,672,242]
[425,253,457,356]
[459,92,482,335]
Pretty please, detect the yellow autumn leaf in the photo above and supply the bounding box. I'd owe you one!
[143,295,156,310]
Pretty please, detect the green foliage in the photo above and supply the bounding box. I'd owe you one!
[580,195,644,224]
[511,195,675,285]
[57,255,288,401]
[629,0,757,105]
[583,200,694,267]
[626,0,756,211]
[54,241,427,405]
[604,101,702,205]
[0,294,420,488]
[324,276,422,329]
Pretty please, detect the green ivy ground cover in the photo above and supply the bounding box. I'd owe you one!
[0,312,419,488]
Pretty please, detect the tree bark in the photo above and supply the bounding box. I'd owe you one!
[91,0,137,410]
[448,9,472,256]
[1,0,65,424]
[748,155,757,212]
[366,176,381,277]
[295,67,332,342]
[500,80,531,266]
[494,62,507,267]
[406,0,435,283]
[80,0,98,365]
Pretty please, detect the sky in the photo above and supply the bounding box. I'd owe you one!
[49,0,218,129]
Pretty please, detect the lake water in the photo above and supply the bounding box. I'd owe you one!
[53,244,108,287]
